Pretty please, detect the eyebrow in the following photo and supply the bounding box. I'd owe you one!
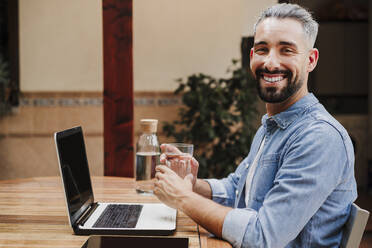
[279,41,298,49]
[253,40,298,49]
[253,41,268,46]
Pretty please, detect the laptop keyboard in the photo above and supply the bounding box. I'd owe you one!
[93,204,143,228]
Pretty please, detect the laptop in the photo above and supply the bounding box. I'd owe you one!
[54,126,177,236]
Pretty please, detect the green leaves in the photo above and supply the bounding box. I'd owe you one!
[163,60,258,178]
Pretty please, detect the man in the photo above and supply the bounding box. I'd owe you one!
[154,3,357,248]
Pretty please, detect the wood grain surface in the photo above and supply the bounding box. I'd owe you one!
[0,177,231,248]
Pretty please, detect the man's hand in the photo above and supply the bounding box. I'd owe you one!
[154,166,230,238]
[154,165,193,209]
[160,144,199,187]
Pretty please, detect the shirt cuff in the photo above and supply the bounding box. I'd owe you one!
[222,208,255,248]
[205,179,228,197]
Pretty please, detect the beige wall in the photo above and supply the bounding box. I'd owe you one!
[133,0,276,91]
[19,0,103,92]
[18,0,276,92]
[7,1,277,180]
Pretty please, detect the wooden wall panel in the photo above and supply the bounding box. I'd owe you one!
[103,0,134,177]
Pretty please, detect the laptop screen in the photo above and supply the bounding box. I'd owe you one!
[55,126,94,225]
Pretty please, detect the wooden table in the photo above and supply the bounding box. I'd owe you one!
[0,177,231,248]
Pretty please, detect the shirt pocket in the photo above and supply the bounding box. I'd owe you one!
[251,153,280,202]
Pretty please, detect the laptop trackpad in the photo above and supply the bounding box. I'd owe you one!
[136,203,177,230]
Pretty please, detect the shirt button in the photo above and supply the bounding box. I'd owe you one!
[235,190,239,196]
[245,164,249,169]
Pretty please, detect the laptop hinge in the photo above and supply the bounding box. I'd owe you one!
[76,202,99,227]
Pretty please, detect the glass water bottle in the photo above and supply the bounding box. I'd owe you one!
[135,119,160,194]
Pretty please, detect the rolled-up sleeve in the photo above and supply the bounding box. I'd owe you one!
[205,178,235,207]
[205,161,247,207]
[222,208,259,247]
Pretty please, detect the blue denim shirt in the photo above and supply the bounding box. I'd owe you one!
[206,93,357,248]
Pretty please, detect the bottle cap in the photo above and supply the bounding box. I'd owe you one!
[140,119,158,133]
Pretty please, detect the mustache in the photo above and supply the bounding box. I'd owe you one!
[255,68,291,77]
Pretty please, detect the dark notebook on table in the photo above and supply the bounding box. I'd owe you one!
[81,236,188,248]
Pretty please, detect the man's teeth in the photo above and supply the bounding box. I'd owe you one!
[263,76,284,83]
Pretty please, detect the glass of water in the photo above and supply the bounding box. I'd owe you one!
[164,143,194,178]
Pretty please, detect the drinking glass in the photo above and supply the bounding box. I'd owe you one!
[164,143,194,177]
[164,143,193,156]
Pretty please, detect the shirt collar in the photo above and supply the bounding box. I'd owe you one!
[261,93,319,130]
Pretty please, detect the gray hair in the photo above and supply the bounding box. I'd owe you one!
[254,3,318,48]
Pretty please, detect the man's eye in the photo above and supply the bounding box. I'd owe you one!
[282,48,294,53]
[255,48,268,53]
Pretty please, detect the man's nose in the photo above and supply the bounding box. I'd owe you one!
[263,51,280,71]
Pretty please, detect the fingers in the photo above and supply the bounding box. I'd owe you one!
[153,182,166,200]
[160,155,198,178]
[160,153,167,164]
[154,176,164,187]
[191,157,199,167]
[161,143,182,156]
[179,160,186,178]
[183,160,190,176]
[185,173,193,181]
[159,148,199,182]
[155,167,172,183]
[155,171,164,181]
[161,156,180,168]
[159,148,181,164]
[160,144,198,166]
[163,159,188,178]
[155,164,174,174]
[160,144,167,151]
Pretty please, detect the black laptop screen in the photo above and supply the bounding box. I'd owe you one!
[56,127,94,225]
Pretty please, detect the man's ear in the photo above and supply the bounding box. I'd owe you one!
[250,48,254,69]
[307,48,319,72]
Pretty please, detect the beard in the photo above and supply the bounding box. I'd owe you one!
[254,68,303,103]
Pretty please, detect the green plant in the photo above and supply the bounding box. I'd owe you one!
[163,60,258,178]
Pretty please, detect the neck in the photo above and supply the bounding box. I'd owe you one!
[266,88,308,116]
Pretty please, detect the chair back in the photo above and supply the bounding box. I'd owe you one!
[340,203,370,248]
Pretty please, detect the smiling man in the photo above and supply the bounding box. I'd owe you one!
[154,3,357,248]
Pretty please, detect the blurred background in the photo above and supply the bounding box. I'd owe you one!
[0,0,275,179]
[0,0,371,209]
